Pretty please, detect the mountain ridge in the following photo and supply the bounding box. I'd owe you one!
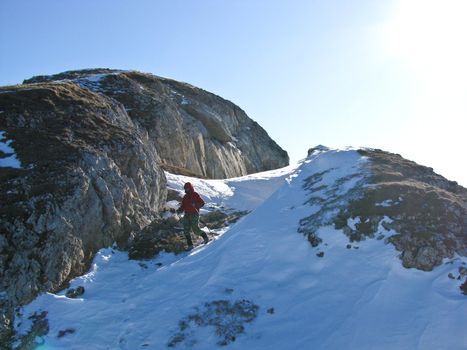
[9,147,467,349]
[1,68,466,349]
[22,68,290,179]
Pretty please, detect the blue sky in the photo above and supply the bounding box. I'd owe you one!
[1,0,466,185]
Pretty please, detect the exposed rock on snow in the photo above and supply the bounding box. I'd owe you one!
[201,210,249,230]
[168,299,259,347]
[461,279,467,295]
[128,216,188,260]
[65,286,85,299]
[299,148,467,271]
[8,310,49,350]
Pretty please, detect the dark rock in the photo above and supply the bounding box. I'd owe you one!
[57,328,76,338]
[128,217,188,260]
[267,308,275,314]
[168,299,259,347]
[201,210,249,230]
[302,230,322,248]
[460,279,467,295]
[307,145,330,156]
[0,311,13,350]
[459,266,467,277]
[346,244,352,249]
[167,189,182,202]
[448,273,456,279]
[316,252,325,258]
[66,286,85,299]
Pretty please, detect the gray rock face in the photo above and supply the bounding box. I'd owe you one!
[0,82,166,326]
[25,69,289,179]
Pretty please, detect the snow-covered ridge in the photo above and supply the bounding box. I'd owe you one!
[13,148,467,350]
[165,161,300,212]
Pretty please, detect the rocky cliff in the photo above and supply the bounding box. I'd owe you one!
[24,69,289,179]
[0,70,289,342]
[0,82,166,328]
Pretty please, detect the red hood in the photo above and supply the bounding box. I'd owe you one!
[184,182,194,192]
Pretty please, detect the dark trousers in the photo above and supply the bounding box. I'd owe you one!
[183,213,208,245]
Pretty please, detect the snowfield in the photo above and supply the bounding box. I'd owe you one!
[15,149,467,350]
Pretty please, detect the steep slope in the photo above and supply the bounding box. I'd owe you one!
[24,69,289,179]
[11,149,467,350]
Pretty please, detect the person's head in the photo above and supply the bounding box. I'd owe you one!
[184,182,194,194]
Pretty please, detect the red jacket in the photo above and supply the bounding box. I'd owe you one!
[179,182,205,214]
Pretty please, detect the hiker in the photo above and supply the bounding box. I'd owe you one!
[177,182,209,248]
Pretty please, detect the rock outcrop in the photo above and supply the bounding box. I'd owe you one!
[24,69,289,178]
[299,148,467,271]
[0,82,166,334]
[0,69,289,341]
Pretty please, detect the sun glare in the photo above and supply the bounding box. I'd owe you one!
[383,0,467,185]
[386,0,467,75]
[384,0,467,122]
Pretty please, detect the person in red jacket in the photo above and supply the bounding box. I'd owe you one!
[177,182,209,248]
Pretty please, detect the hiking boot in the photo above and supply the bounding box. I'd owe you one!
[201,233,209,244]
[184,234,193,247]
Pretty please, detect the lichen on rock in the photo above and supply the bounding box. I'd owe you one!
[168,299,259,347]
[299,148,467,272]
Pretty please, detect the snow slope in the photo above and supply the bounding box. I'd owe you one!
[15,149,467,350]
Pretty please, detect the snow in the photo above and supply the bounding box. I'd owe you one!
[80,71,125,83]
[15,149,467,349]
[376,199,395,207]
[82,74,108,83]
[72,72,123,94]
[165,162,300,212]
[0,130,21,168]
[347,216,360,230]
